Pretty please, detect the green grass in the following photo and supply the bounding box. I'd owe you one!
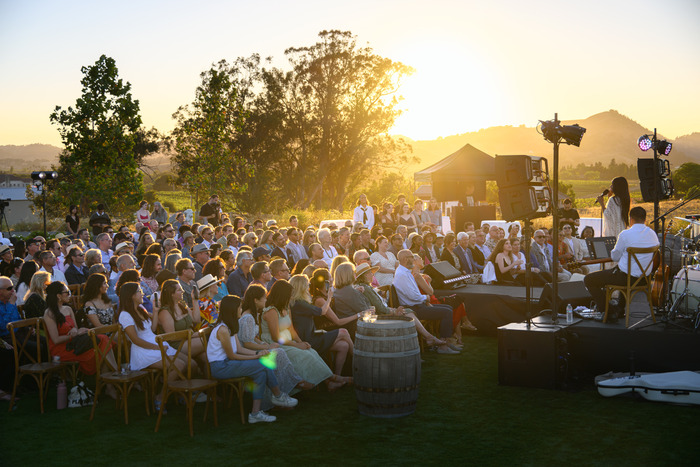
[2,336,698,466]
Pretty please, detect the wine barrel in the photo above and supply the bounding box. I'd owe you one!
[352,316,421,418]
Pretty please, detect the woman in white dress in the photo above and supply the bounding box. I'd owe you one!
[370,236,398,287]
[118,282,185,410]
[598,176,630,238]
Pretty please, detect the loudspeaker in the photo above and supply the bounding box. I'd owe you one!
[495,155,548,188]
[498,323,565,389]
[424,261,462,289]
[538,281,592,314]
[637,158,673,202]
[498,185,551,221]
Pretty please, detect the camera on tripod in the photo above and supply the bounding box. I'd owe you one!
[0,199,9,209]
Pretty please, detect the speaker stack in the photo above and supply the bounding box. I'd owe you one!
[495,155,552,221]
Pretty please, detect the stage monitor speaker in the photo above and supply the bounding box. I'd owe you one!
[431,178,486,203]
[538,281,592,315]
[495,155,548,188]
[637,158,673,201]
[498,323,565,389]
[498,185,551,221]
[424,261,462,289]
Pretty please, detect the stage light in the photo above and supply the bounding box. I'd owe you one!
[656,140,672,156]
[638,135,652,151]
[559,124,586,147]
[539,121,586,146]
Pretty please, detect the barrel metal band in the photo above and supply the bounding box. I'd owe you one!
[356,332,418,341]
[353,348,420,358]
[357,400,418,409]
[355,385,419,393]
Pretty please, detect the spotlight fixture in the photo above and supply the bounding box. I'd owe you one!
[638,135,653,151]
[31,171,59,181]
[538,121,587,146]
[657,140,672,156]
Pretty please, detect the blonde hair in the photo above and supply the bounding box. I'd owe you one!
[243,232,258,246]
[26,271,51,301]
[333,262,355,289]
[289,274,312,306]
[84,248,103,268]
[330,255,349,279]
[259,230,274,247]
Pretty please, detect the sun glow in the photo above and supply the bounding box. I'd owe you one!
[389,38,508,141]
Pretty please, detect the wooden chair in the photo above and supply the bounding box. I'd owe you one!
[7,318,71,413]
[155,329,218,436]
[68,284,83,312]
[604,246,659,328]
[89,324,151,424]
[199,326,249,424]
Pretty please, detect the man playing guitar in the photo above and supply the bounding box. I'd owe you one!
[583,207,659,322]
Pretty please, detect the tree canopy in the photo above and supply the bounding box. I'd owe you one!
[170,30,414,212]
[45,55,158,216]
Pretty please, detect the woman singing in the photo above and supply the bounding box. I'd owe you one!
[597,176,630,238]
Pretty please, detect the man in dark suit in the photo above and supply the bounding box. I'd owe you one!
[467,232,486,271]
[270,231,292,268]
[454,232,479,274]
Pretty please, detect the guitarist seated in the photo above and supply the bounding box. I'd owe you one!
[583,207,659,321]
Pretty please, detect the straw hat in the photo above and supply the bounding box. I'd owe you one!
[196,274,221,293]
[354,262,379,282]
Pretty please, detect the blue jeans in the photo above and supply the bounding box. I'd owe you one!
[210,359,278,400]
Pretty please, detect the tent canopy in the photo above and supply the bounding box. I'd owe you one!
[414,143,496,183]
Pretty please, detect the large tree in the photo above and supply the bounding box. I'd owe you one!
[45,55,158,216]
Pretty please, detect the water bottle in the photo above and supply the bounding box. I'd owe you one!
[566,303,573,324]
[57,381,67,410]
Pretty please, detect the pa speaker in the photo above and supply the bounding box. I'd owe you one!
[538,281,592,314]
[498,323,565,389]
[424,261,462,289]
[495,155,548,188]
[498,185,551,222]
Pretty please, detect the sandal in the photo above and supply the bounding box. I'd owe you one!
[461,323,478,332]
[425,337,446,347]
[0,390,15,401]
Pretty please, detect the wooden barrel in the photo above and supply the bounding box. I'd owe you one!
[353,315,421,418]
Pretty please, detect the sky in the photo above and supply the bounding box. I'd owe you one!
[1,0,699,147]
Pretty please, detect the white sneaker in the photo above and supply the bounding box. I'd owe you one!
[271,392,298,408]
[248,411,276,423]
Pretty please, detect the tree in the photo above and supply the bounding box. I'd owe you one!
[170,58,258,211]
[277,30,414,210]
[43,55,158,216]
[673,162,700,197]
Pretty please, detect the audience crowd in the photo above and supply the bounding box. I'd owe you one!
[0,193,594,422]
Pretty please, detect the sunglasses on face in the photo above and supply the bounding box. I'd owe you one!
[3,286,14,291]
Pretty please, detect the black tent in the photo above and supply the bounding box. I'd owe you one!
[414,143,496,202]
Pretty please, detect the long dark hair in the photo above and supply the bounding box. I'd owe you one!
[119,282,148,330]
[83,273,111,304]
[141,254,161,279]
[17,261,38,289]
[266,279,292,315]
[611,176,630,227]
[160,279,188,318]
[46,282,68,326]
[241,283,267,324]
[216,295,242,335]
[487,238,509,264]
[291,258,310,276]
[116,269,141,295]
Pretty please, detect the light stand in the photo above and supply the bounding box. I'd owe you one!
[538,113,586,322]
[31,171,58,237]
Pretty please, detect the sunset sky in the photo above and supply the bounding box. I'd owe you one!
[1,0,698,147]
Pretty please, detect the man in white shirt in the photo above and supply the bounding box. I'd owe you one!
[38,251,67,284]
[475,230,491,260]
[393,250,458,354]
[584,207,659,321]
[95,232,113,270]
[353,193,375,230]
[285,228,308,266]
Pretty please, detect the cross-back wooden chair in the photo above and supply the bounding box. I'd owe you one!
[199,326,249,424]
[604,245,660,328]
[155,329,218,436]
[67,284,83,312]
[88,324,151,424]
[7,317,71,413]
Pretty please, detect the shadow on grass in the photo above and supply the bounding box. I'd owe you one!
[2,337,698,466]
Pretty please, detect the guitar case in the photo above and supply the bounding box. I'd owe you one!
[597,371,700,405]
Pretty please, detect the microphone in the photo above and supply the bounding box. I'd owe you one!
[597,189,609,199]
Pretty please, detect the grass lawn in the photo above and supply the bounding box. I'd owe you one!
[2,336,698,466]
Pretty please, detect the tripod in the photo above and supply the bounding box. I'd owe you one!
[0,203,11,240]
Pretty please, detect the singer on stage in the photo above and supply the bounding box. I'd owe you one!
[597,177,630,238]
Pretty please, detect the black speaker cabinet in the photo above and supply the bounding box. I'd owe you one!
[498,323,564,389]
[424,261,462,289]
[498,185,551,222]
[495,155,548,188]
[538,281,592,314]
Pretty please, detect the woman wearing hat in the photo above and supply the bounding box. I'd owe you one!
[354,262,446,347]
[289,275,356,377]
[197,273,222,326]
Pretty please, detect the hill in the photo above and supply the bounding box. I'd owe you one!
[402,110,697,172]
